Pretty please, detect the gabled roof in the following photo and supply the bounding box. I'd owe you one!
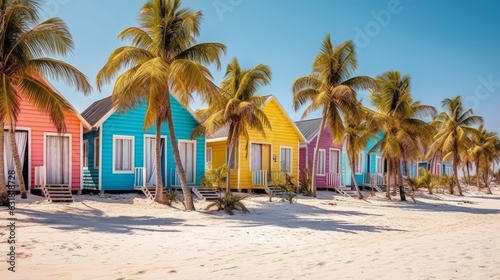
[294,117,322,143]
[207,95,306,142]
[81,95,200,129]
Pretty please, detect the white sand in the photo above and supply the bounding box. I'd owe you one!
[2,186,500,280]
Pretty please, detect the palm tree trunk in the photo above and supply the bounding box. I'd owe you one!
[164,96,195,211]
[453,145,463,196]
[0,121,8,206]
[486,166,492,194]
[310,113,327,198]
[392,158,398,196]
[476,159,481,192]
[153,120,165,204]
[466,162,471,186]
[225,124,238,193]
[386,158,391,199]
[349,154,363,199]
[9,126,27,198]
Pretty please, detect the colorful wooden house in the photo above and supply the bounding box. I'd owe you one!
[295,118,343,189]
[206,95,306,191]
[3,87,91,195]
[81,95,205,192]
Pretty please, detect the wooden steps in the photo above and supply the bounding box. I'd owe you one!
[196,188,220,201]
[141,186,167,200]
[42,185,74,203]
[333,186,359,198]
[266,186,288,198]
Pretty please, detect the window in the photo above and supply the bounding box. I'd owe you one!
[206,147,212,170]
[316,149,325,175]
[227,145,237,169]
[179,141,196,184]
[280,147,292,174]
[113,136,134,173]
[355,152,363,174]
[83,140,88,168]
[329,149,340,173]
[94,137,100,169]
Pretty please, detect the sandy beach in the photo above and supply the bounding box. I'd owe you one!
[1,186,500,280]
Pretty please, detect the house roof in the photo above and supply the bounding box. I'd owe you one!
[207,95,306,143]
[81,95,200,129]
[294,117,322,143]
[81,96,114,127]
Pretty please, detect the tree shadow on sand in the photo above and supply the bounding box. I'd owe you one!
[14,208,182,234]
[385,199,500,215]
[201,200,403,234]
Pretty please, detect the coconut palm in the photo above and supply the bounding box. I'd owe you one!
[370,71,436,199]
[468,125,499,194]
[192,57,272,192]
[0,0,91,205]
[430,96,483,196]
[292,35,374,197]
[96,0,226,210]
[341,111,377,199]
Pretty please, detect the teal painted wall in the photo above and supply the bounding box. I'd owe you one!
[85,95,205,191]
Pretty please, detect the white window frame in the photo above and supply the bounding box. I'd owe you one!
[316,149,326,176]
[329,148,341,174]
[179,140,197,184]
[206,147,212,170]
[83,140,89,169]
[376,156,382,174]
[226,144,238,170]
[43,132,72,188]
[280,146,293,174]
[355,152,363,174]
[94,137,100,169]
[112,135,135,174]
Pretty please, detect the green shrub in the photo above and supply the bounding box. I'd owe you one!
[163,190,180,207]
[205,191,249,215]
[201,165,228,189]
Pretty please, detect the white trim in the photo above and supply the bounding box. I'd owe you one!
[5,127,32,189]
[143,134,168,184]
[279,146,293,175]
[112,135,135,174]
[82,139,89,169]
[206,147,212,170]
[98,127,102,190]
[248,141,273,172]
[43,132,72,189]
[178,139,197,184]
[265,96,306,143]
[355,152,364,174]
[316,149,326,176]
[94,137,100,169]
[376,156,383,174]
[94,108,117,128]
[80,123,84,191]
[206,137,227,143]
[329,148,341,173]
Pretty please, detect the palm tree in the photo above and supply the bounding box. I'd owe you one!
[430,96,483,196]
[370,71,436,199]
[468,125,499,194]
[292,35,374,197]
[341,111,376,199]
[97,0,225,210]
[0,0,91,205]
[193,57,272,192]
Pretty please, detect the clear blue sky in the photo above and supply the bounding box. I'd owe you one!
[47,0,500,134]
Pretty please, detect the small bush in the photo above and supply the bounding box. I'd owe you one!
[205,191,249,215]
[163,190,180,207]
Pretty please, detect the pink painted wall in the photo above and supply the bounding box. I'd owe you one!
[8,96,82,190]
[299,126,342,187]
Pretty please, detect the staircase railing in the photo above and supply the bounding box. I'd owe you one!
[252,170,268,186]
[326,173,340,187]
[134,167,146,189]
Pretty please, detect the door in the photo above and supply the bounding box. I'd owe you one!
[3,130,29,187]
[329,150,340,173]
[179,141,195,184]
[46,135,70,185]
[145,136,165,186]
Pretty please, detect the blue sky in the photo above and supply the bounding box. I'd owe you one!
[47,0,500,134]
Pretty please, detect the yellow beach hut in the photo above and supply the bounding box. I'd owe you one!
[206,95,306,192]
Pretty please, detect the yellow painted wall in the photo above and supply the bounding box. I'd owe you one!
[207,97,304,190]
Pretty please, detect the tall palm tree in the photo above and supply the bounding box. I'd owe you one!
[468,125,499,194]
[0,0,91,206]
[193,57,272,192]
[370,71,436,199]
[430,96,483,196]
[292,35,374,197]
[97,0,225,210]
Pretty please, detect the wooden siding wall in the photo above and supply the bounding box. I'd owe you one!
[99,96,205,191]
[10,96,83,190]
